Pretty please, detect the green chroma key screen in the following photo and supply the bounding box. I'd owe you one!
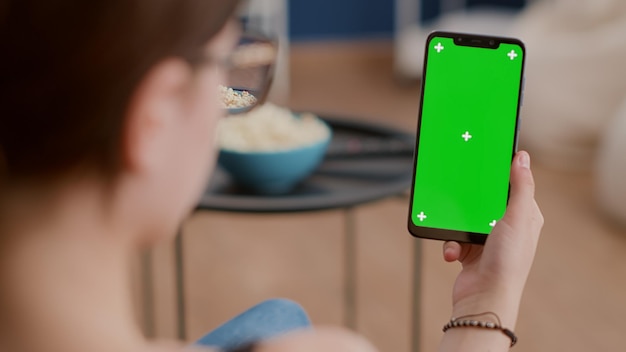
[410,35,524,235]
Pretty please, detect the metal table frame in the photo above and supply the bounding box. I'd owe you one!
[170,204,422,352]
[141,116,423,351]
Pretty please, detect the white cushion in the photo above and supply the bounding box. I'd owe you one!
[511,0,626,171]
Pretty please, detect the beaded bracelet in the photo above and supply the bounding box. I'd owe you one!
[442,311,517,347]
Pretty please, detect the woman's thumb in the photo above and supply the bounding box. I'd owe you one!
[502,151,536,228]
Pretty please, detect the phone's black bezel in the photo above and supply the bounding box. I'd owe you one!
[407,31,526,245]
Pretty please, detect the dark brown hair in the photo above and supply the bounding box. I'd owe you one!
[0,0,240,185]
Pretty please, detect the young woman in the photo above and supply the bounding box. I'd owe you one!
[0,1,543,352]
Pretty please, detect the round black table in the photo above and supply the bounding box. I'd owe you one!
[168,115,422,351]
[199,116,415,212]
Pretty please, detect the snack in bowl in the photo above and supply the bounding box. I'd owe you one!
[217,103,332,195]
[219,85,257,109]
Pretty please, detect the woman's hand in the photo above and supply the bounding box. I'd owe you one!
[442,151,544,327]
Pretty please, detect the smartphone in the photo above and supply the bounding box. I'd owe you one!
[407,31,526,244]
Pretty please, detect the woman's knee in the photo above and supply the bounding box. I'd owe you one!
[255,327,378,352]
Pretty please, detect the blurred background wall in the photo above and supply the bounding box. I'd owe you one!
[288,0,527,41]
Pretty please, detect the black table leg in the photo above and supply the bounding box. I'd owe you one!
[411,239,422,352]
[175,229,187,341]
[344,207,357,330]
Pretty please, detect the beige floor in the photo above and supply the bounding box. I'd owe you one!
[137,41,626,351]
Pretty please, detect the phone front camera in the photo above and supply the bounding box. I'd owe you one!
[489,40,495,46]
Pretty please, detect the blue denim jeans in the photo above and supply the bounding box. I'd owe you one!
[194,299,312,351]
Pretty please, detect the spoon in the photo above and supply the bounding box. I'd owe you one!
[221,86,259,115]
[221,32,277,116]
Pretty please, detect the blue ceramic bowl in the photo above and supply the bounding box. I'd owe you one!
[218,125,332,195]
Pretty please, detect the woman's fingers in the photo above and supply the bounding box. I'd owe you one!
[444,241,484,264]
[443,241,461,262]
[442,151,543,266]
